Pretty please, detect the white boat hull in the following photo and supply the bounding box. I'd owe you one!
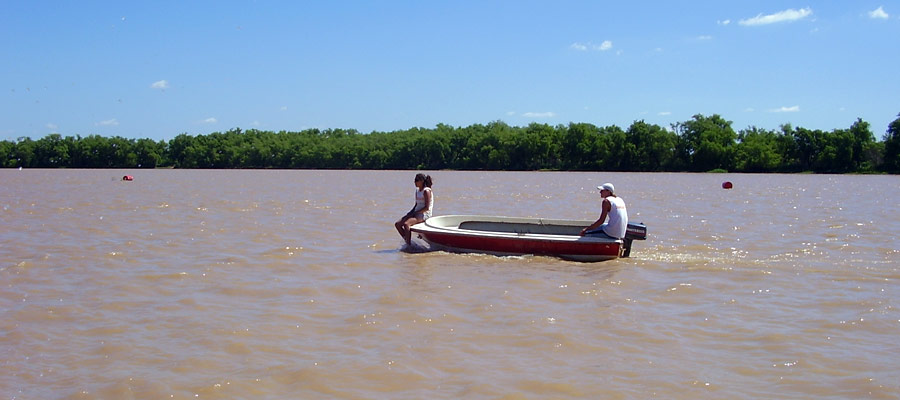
[410,215,630,262]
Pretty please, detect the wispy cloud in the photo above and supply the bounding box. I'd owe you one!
[96,118,119,126]
[868,6,889,20]
[570,40,612,51]
[150,80,169,89]
[46,123,58,130]
[658,111,672,116]
[770,105,800,113]
[696,35,713,40]
[201,117,217,124]
[522,112,556,118]
[717,19,731,25]
[739,8,812,26]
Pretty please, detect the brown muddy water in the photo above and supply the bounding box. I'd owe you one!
[1,169,898,399]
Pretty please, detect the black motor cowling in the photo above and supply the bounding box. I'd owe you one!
[625,222,647,241]
[622,222,647,258]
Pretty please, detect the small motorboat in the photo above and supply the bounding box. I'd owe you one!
[410,215,647,262]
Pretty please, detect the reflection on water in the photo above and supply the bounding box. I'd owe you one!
[1,169,898,399]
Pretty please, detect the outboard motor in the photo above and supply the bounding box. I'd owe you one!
[622,222,647,258]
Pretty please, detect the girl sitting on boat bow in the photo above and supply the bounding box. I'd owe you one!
[395,173,434,245]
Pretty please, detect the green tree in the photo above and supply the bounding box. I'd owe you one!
[412,130,451,169]
[848,118,876,171]
[882,114,900,173]
[560,122,601,170]
[134,138,164,168]
[818,128,854,173]
[734,127,782,172]
[516,123,558,170]
[791,127,827,172]
[167,133,195,168]
[33,134,71,167]
[772,124,801,172]
[594,125,627,171]
[6,113,898,173]
[13,138,37,167]
[624,120,676,171]
[673,114,737,172]
[108,136,137,167]
[0,140,15,167]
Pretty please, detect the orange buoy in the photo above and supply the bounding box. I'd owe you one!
[722,181,733,189]
[123,175,134,181]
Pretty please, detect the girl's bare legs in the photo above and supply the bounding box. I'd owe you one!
[395,217,409,239]
[395,215,423,245]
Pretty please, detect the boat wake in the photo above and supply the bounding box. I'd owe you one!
[400,243,431,253]
[401,235,436,253]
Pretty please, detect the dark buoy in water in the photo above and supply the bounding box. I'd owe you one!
[722,181,733,189]
[123,175,134,181]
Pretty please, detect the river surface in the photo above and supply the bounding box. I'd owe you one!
[2,169,898,399]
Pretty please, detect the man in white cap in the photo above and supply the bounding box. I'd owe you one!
[580,182,628,239]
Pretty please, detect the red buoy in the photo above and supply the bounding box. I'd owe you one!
[722,181,733,189]
[123,175,134,181]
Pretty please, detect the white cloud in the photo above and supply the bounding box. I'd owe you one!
[46,123,58,130]
[506,111,516,116]
[522,112,556,118]
[96,118,119,126]
[569,41,612,51]
[869,6,889,20]
[771,106,800,113]
[150,80,169,89]
[739,8,812,26]
[717,19,731,25]
[658,111,672,116]
[202,117,217,124]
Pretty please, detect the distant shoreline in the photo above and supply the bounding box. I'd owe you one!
[3,114,899,174]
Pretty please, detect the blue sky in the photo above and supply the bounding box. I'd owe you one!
[3,1,899,142]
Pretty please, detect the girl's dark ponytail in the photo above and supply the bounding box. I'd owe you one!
[415,173,433,188]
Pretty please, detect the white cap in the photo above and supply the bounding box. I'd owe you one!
[597,183,615,194]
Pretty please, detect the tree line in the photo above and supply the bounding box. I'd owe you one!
[3,113,900,173]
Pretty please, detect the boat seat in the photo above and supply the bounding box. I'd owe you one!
[458,221,582,236]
